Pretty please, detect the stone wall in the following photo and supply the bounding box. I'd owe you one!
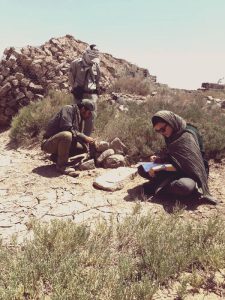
[202,82,225,90]
[0,35,156,125]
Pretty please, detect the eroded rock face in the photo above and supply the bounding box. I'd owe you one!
[0,35,156,125]
[202,82,225,90]
[204,95,225,111]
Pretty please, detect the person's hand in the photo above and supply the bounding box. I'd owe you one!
[150,155,159,162]
[96,87,101,95]
[85,136,95,144]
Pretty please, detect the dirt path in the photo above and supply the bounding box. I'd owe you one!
[0,130,225,244]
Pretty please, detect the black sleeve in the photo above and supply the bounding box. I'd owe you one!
[59,105,87,142]
[59,106,74,131]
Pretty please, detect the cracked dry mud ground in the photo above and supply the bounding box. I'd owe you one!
[0,129,225,244]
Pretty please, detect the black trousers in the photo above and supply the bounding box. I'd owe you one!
[138,166,196,197]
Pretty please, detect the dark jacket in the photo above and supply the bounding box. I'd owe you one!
[43,104,86,141]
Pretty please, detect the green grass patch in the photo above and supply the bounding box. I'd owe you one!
[1,211,225,299]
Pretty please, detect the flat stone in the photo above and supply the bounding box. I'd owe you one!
[29,82,44,93]
[93,167,137,191]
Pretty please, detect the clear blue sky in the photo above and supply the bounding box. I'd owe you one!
[1,0,225,89]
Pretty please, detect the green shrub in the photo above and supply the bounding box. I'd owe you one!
[10,90,73,146]
[1,212,225,299]
[95,96,225,160]
[9,89,225,159]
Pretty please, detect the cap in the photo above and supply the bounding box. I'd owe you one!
[81,99,96,111]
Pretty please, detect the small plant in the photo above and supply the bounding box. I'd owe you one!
[176,279,189,300]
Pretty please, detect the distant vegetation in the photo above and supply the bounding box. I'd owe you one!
[9,79,225,159]
[5,79,225,299]
[111,76,152,96]
[1,210,225,299]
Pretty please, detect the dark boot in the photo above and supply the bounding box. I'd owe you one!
[200,195,218,205]
[141,181,157,196]
[50,153,57,163]
[193,189,218,205]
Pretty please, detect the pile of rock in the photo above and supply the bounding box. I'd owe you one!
[0,35,156,126]
[202,82,225,90]
[104,91,158,112]
[78,137,128,171]
[205,95,225,110]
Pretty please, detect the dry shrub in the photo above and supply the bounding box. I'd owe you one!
[10,90,73,146]
[111,76,152,96]
[9,89,225,159]
[1,212,225,299]
[95,94,225,160]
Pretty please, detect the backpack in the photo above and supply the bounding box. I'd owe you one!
[185,123,209,175]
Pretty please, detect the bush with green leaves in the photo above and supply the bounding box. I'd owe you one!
[1,210,225,299]
[9,89,225,159]
[95,94,225,160]
[10,91,73,146]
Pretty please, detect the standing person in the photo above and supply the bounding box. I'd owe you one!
[138,110,217,205]
[69,44,101,136]
[41,99,95,177]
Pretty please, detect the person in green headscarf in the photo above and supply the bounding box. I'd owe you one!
[138,110,217,205]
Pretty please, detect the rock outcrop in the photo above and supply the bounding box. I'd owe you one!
[201,82,225,90]
[0,35,156,125]
[205,95,225,110]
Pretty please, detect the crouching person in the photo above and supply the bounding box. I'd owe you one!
[41,99,95,177]
[138,110,217,205]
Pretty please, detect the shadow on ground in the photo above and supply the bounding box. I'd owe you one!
[124,183,207,213]
[32,164,61,178]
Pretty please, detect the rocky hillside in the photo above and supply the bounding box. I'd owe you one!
[0,35,156,126]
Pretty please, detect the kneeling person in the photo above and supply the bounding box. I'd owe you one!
[41,99,95,176]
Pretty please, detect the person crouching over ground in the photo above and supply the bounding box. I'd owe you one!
[41,99,95,177]
[138,110,218,205]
